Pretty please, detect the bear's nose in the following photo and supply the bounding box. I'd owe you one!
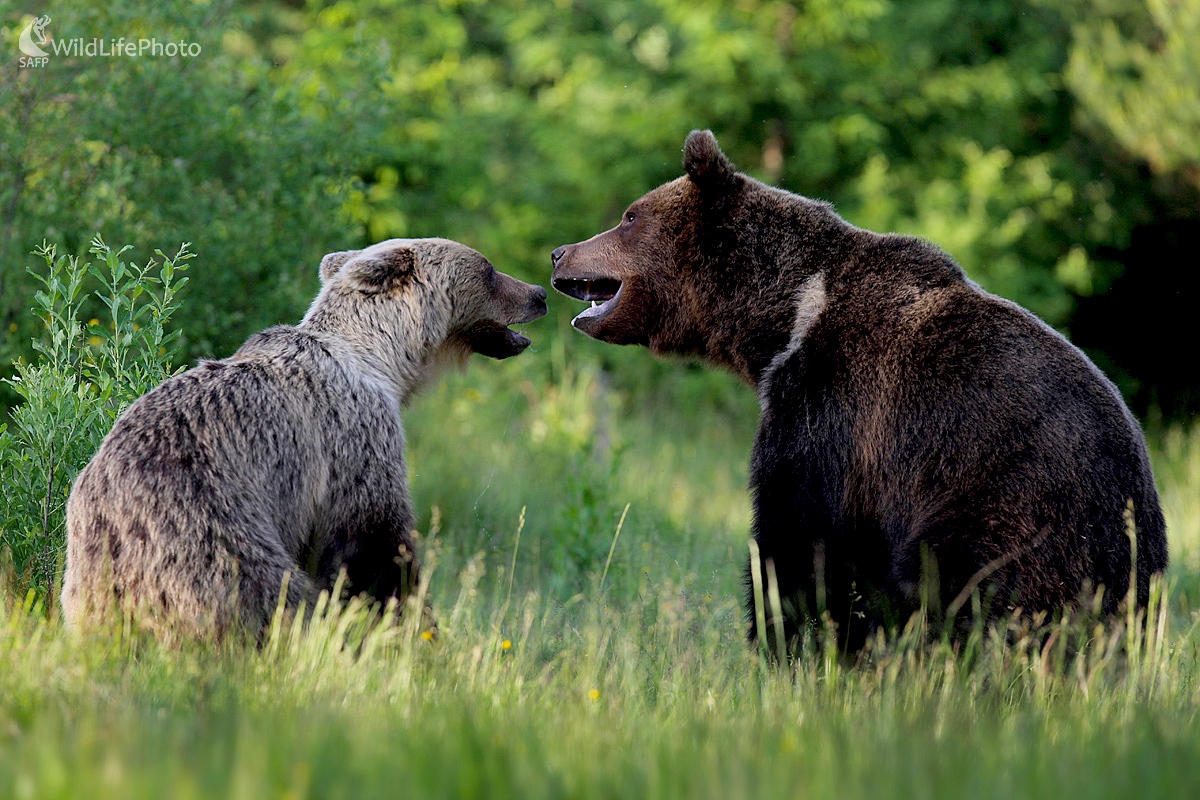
[551,246,568,266]
[533,285,548,302]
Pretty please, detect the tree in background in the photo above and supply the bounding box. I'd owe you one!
[0,1,364,370]
[1060,0,1200,417]
[1067,0,1200,186]
[3,0,1197,418]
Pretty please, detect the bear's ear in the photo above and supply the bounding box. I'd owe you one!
[683,129,737,190]
[319,249,362,283]
[343,247,417,293]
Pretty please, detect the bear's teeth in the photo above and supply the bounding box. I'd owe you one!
[591,301,597,308]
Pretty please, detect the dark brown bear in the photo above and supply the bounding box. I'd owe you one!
[551,130,1167,649]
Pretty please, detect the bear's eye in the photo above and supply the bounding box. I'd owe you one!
[623,211,636,226]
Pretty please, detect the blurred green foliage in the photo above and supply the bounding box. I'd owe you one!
[1066,0,1200,185]
[0,237,190,594]
[0,2,363,370]
[2,0,1198,415]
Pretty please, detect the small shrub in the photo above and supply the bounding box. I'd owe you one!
[0,236,191,601]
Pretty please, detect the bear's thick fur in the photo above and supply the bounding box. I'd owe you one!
[551,131,1167,648]
[62,238,546,640]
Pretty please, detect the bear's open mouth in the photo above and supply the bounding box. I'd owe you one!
[462,319,532,359]
[506,326,531,350]
[552,277,623,325]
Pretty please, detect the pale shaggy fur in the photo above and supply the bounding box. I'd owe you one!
[61,238,546,640]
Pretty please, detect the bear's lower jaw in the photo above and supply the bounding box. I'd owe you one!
[459,320,532,359]
[569,282,624,335]
[500,328,531,356]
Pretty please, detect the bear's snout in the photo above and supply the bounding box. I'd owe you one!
[524,287,548,323]
[462,272,548,360]
[497,276,548,325]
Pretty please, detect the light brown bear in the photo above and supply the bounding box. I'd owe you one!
[551,131,1166,651]
[62,238,546,641]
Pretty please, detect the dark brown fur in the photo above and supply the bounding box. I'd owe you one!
[552,131,1167,650]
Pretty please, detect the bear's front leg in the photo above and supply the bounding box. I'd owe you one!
[326,513,420,602]
[348,523,438,636]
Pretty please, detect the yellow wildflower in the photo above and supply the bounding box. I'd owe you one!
[501,639,512,651]
[420,630,434,641]
[587,689,600,701]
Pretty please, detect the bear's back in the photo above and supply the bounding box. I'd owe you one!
[62,324,411,634]
[91,329,336,486]
[754,232,1165,617]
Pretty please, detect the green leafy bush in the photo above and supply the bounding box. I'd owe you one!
[0,0,363,382]
[0,237,190,600]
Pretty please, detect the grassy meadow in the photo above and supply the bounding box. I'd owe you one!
[5,0,1199,792]
[2,339,1200,798]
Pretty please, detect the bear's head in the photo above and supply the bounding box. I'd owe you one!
[550,130,848,384]
[550,130,740,349]
[306,238,547,368]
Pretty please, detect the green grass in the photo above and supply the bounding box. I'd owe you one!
[3,354,1200,799]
